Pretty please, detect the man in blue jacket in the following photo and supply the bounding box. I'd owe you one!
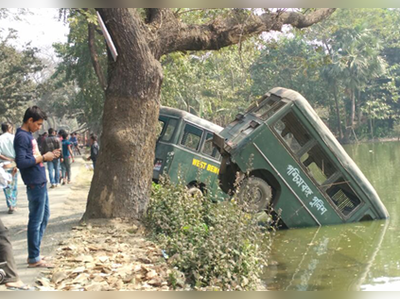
[14,106,60,268]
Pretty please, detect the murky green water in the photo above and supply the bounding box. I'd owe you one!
[263,141,400,291]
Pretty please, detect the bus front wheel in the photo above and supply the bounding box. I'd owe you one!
[237,177,272,212]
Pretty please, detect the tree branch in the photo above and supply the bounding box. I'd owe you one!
[176,8,205,16]
[145,8,172,26]
[72,124,90,134]
[159,8,336,55]
[278,9,336,28]
[88,22,107,91]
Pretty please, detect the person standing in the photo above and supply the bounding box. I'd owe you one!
[0,123,18,214]
[36,132,47,154]
[61,131,74,185]
[0,163,31,290]
[41,128,63,188]
[14,106,60,268]
[69,133,81,156]
[87,134,99,169]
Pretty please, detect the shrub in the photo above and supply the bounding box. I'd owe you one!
[145,178,274,290]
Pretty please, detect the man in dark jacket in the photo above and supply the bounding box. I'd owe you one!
[14,106,60,268]
[41,128,63,188]
[87,134,99,169]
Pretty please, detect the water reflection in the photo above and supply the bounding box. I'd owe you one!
[264,220,388,291]
[263,141,400,291]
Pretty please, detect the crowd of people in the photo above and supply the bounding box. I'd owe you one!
[0,106,99,290]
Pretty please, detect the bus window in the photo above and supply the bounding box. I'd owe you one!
[181,124,203,151]
[300,145,337,185]
[253,95,281,117]
[274,111,312,153]
[157,120,165,138]
[326,178,361,216]
[202,132,220,159]
[160,118,178,142]
[260,101,286,120]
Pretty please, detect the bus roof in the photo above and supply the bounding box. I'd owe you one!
[268,87,388,218]
[160,106,223,133]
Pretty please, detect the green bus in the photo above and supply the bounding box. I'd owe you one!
[153,106,223,194]
[213,87,389,228]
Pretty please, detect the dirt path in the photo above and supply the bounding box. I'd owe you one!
[0,157,92,290]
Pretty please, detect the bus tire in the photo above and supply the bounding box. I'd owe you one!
[237,177,272,212]
[187,186,203,197]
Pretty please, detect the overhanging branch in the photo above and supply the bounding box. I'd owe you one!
[159,8,336,55]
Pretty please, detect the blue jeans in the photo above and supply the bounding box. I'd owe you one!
[47,159,60,185]
[26,183,50,264]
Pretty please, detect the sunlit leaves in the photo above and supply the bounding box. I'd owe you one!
[0,37,43,121]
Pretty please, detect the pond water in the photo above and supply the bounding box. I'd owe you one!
[263,141,400,291]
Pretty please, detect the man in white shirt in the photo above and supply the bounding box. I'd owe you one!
[0,123,18,214]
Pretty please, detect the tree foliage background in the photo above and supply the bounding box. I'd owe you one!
[1,8,400,139]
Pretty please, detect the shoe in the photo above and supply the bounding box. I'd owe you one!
[50,185,55,189]
[61,181,65,185]
[8,208,14,214]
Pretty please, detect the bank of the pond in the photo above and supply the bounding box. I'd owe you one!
[38,219,188,291]
[36,165,188,291]
[37,170,269,291]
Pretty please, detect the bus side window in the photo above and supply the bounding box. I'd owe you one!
[326,178,361,216]
[274,111,311,153]
[157,120,165,138]
[160,118,178,142]
[202,133,221,159]
[181,124,203,151]
[202,132,216,157]
[300,145,337,185]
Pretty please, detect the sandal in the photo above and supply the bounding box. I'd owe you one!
[26,256,51,263]
[27,260,54,268]
[6,284,36,291]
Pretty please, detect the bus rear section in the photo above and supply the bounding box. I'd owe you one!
[213,87,389,228]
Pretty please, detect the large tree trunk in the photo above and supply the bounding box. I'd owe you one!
[83,9,162,220]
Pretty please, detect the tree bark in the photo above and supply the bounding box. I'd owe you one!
[83,8,162,220]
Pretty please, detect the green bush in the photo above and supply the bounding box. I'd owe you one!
[145,179,273,291]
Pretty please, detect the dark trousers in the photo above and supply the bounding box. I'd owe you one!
[0,219,18,283]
